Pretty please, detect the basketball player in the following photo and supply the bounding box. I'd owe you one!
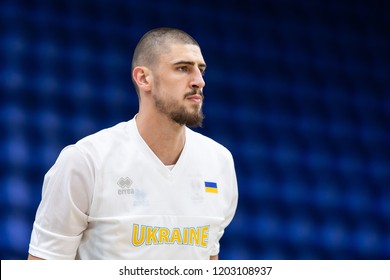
[28,28,238,260]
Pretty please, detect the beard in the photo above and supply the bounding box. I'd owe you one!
[152,89,204,127]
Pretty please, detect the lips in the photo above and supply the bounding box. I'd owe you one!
[186,94,202,103]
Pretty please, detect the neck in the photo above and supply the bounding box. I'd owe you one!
[135,112,186,165]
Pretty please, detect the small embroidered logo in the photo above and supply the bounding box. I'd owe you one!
[117,177,134,195]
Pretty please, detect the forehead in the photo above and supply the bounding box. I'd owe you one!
[160,43,205,65]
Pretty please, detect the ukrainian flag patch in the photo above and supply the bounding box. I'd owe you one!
[205,181,218,193]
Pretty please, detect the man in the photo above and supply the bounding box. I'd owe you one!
[28,28,238,260]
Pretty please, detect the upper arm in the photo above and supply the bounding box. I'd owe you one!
[28,146,93,259]
[28,254,45,260]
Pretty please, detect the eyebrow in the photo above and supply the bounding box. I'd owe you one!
[173,60,207,69]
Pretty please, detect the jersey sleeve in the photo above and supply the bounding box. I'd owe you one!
[28,145,94,260]
[210,152,239,257]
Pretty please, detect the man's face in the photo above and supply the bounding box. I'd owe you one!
[151,43,206,127]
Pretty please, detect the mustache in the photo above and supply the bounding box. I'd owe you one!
[184,89,204,98]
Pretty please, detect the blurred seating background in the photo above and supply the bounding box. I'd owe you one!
[1,0,389,259]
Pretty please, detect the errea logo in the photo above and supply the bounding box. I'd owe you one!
[117,177,134,195]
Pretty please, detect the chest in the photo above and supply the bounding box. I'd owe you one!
[89,149,227,219]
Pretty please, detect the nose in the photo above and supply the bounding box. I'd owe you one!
[191,68,206,90]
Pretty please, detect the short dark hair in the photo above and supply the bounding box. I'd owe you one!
[131,28,200,95]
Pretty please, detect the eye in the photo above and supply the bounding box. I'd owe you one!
[177,66,188,72]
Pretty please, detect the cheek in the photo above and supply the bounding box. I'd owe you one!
[164,84,185,98]
[155,75,188,97]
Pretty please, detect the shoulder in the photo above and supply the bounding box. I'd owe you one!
[77,121,131,145]
[56,119,136,168]
[74,120,133,153]
[186,128,234,161]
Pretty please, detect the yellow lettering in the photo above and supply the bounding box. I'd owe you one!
[189,227,200,245]
[183,228,189,245]
[132,224,209,247]
[200,225,209,247]
[169,228,183,244]
[145,226,159,245]
[132,224,146,247]
[159,227,170,244]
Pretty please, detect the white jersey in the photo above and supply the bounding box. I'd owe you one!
[29,117,238,259]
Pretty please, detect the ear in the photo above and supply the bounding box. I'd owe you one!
[132,66,152,92]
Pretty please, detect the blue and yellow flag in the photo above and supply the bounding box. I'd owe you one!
[205,181,218,193]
